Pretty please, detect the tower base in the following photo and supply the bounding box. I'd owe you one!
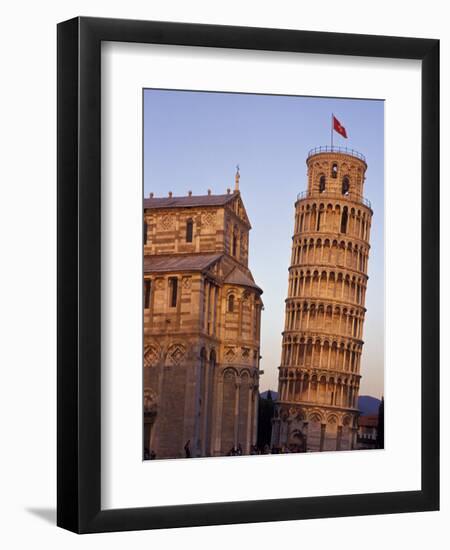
[271,403,359,453]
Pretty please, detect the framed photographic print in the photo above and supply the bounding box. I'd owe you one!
[57,17,439,533]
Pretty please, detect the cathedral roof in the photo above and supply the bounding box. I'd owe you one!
[144,253,223,273]
[224,266,263,293]
[144,193,236,209]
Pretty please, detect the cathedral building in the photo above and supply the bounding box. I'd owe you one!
[271,146,373,452]
[143,171,263,459]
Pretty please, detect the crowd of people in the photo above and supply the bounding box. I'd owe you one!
[144,442,306,460]
[245,444,305,455]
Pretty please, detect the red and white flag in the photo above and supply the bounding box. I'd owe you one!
[333,115,348,139]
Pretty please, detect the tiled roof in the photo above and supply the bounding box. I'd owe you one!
[358,415,378,428]
[144,253,223,274]
[144,193,236,209]
[224,266,263,293]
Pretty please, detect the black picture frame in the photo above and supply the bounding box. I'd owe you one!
[57,16,439,533]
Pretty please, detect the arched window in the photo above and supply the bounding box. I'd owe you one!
[342,176,350,195]
[319,175,326,192]
[331,163,338,178]
[316,210,322,231]
[228,294,235,313]
[144,279,151,309]
[143,221,148,245]
[186,218,193,242]
[169,277,178,307]
[340,207,348,234]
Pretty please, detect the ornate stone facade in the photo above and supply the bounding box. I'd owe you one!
[272,147,373,452]
[143,178,263,459]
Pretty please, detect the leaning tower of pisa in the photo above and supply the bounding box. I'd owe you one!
[271,146,373,452]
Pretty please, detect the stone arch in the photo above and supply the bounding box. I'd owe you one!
[300,373,309,400]
[323,239,331,264]
[227,292,236,313]
[328,239,335,264]
[222,366,239,379]
[318,375,327,403]
[318,173,326,193]
[342,175,350,195]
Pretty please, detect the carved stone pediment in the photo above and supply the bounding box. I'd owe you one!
[225,347,236,363]
[144,345,160,367]
[166,343,186,366]
[159,214,174,230]
[201,210,217,227]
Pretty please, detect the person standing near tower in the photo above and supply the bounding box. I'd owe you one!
[271,131,373,453]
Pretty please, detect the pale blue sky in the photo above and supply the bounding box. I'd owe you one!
[143,89,384,398]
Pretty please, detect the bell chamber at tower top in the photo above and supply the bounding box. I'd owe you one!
[300,146,371,209]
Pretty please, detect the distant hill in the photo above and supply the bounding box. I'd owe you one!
[358,395,381,415]
[260,390,278,400]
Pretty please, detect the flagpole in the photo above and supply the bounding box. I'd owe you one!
[331,113,333,150]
